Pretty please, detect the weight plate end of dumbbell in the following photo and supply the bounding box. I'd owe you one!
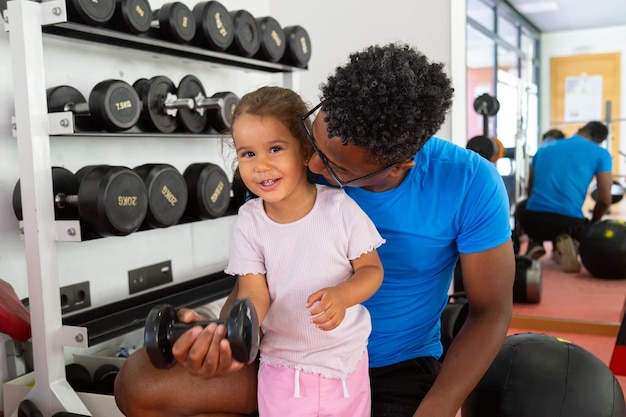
[208,92,238,132]
[77,166,148,236]
[90,79,142,131]
[47,85,87,113]
[524,259,542,304]
[282,26,312,68]
[115,0,152,34]
[13,167,80,221]
[473,93,500,116]
[177,75,208,133]
[156,2,197,43]
[145,304,178,369]
[227,298,259,364]
[139,75,179,133]
[134,163,188,228]
[255,16,286,63]
[69,0,116,25]
[229,9,261,58]
[184,163,231,219]
[192,1,234,51]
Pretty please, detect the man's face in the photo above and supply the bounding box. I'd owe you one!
[308,110,402,191]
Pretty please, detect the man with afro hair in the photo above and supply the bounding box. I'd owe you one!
[115,43,515,417]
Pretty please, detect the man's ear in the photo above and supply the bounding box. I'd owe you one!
[388,159,416,178]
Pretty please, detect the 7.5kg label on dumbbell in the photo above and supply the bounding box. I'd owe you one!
[115,99,134,111]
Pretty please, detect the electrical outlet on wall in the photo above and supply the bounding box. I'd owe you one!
[60,281,91,314]
[128,260,173,294]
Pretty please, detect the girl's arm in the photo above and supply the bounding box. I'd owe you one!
[306,249,383,330]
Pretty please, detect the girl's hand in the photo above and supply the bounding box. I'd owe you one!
[306,287,347,330]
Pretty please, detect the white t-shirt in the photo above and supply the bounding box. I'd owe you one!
[225,184,385,378]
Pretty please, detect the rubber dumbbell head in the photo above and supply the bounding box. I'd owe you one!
[46,80,141,132]
[281,25,312,68]
[56,165,149,237]
[227,9,261,58]
[144,298,259,368]
[93,363,120,395]
[176,74,239,133]
[67,0,115,25]
[13,166,80,222]
[183,163,231,220]
[151,2,196,43]
[254,16,286,63]
[134,163,188,229]
[135,75,195,133]
[192,1,234,51]
[110,0,152,34]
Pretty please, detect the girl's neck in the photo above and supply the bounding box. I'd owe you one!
[263,182,317,224]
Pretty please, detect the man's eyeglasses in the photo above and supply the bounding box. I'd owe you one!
[301,103,401,187]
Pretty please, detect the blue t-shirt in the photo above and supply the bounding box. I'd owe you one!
[317,137,511,367]
[527,135,612,218]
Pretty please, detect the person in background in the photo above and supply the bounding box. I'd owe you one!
[114,42,515,417]
[540,128,565,147]
[226,86,384,416]
[518,121,612,272]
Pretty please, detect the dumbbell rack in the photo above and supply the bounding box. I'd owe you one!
[4,0,302,415]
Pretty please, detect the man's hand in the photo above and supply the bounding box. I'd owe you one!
[171,308,245,378]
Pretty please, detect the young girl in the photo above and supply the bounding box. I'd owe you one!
[225,86,385,417]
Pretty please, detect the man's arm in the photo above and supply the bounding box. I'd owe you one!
[591,171,613,222]
[526,168,535,196]
[414,240,515,417]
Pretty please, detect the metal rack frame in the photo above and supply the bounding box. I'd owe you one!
[4,0,300,414]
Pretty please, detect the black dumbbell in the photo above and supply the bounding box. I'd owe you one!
[182,162,231,220]
[192,0,234,52]
[65,165,148,237]
[254,16,286,63]
[150,2,196,44]
[133,163,188,229]
[13,165,149,237]
[65,363,94,393]
[144,298,259,368]
[93,363,120,394]
[473,93,500,116]
[281,25,312,68]
[227,9,261,58]
[228,166,257,214]
[177,74,239,133]
[66,0,116,26]
[134,75,196,133]
[109,0,152,34]
[46,80,141,132]
[13,167,80,222]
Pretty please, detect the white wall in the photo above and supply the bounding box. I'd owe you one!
[0,0,462,408]
[540,25,626,175]
[267,0,460,142]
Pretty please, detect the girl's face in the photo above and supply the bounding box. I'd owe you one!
[233,113,309,205]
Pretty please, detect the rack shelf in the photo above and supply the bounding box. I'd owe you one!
[62,272,236,346]
[43,22,306,73]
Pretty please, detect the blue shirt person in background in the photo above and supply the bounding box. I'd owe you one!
[517,121,613,272]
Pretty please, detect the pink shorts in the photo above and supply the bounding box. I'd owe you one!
[257,350,371,417]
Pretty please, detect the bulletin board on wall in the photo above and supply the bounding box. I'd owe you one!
[550,52,621,175]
